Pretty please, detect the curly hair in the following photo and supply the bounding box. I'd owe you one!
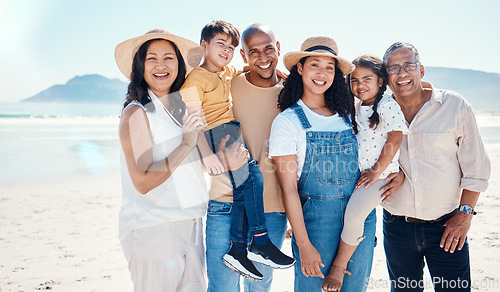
[277,57,357,132]
[123,39,187,124]
[347,54,388,129]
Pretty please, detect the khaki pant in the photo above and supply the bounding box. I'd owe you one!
[341,179,387,246]
[120,218,206,292]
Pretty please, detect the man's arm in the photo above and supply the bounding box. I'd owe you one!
[235,66,250,75]
[439,100,491,253]
[440,189,479,253]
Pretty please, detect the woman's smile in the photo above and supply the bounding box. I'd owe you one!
[298,56,336,98]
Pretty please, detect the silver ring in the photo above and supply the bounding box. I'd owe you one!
[453,238,459,241]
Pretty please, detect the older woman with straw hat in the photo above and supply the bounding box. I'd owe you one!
[269,36,378,291]
[115,29,207,291]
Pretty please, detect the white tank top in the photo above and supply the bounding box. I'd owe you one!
[119,90,208,240]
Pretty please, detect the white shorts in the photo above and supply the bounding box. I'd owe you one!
[120,218,206,292]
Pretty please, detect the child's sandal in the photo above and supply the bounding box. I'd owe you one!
[321,266,352,292]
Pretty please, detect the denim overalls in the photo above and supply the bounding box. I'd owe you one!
[289,103,376,292]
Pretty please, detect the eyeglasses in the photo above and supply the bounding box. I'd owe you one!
[386,63,420,75]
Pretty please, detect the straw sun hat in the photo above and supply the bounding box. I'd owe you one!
[115,29,203,80]
[283,36,354,75]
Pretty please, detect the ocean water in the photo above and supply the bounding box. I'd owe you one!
[0,102,122,183]
[0,102,499,183]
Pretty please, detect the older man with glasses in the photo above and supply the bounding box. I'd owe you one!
[381,42,490,291]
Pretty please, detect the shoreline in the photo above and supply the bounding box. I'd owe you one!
[0,147,499,291]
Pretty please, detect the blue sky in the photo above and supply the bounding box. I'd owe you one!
[1,0,499,102]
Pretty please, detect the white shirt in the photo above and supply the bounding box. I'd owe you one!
[384,82,490,220]
[356,94,408,179]
[119,90,208,240]
[269,99,351,179]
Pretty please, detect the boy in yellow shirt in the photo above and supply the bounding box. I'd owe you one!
[181,21,294,281]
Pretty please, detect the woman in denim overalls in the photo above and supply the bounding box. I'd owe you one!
[269,37,377,291]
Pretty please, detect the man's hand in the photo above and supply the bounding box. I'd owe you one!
[276,69,288,80]
[380,170,405,203]
[217,135,249,171]
[440,212,472,253]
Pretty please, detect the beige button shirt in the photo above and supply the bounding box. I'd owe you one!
[383,82,490,220]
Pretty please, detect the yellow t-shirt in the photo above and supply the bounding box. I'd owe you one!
[209,74,285,212]
[181,66,237,130]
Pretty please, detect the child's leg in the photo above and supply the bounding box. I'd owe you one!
[211,121,266,235]
[230,187,250,250]
[208,122,255,245]
[217,122,294,269]
[229,156,268,246]
[205,123,248,246]
[208,121,266,247]
[223,176,264,281]
[341,179,387,246]
[237,161,267,236]
[322,179,386,291]
[242,162,295,269]
[204,122,239,155]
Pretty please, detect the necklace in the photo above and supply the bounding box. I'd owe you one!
[313,107,334,117]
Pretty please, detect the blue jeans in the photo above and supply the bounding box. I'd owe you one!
[206,121,267,246]
[383,209,471,291]
[206,200,288,292]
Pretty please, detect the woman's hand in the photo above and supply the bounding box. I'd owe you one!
[181,112,204,148]
[120,105,204,194]
[299,242,325,278]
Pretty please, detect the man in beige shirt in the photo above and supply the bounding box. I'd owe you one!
[205,24,287,291]
[382,42,490,291]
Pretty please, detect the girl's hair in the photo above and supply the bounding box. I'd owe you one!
[346,54,388,129]
[277,57,357,133]
[123,39,187,124]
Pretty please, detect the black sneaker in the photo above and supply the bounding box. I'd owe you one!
[247,238,295,269]
[222,243,263,281]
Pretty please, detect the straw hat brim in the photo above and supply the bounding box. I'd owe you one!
[115,33,203,80]
[283,51,355,76]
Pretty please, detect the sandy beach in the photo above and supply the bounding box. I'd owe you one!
[0,141,499,291]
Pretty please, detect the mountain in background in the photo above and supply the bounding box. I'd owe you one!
[423,67,500,111]
[22,74,128,104]
[22,69,500,111]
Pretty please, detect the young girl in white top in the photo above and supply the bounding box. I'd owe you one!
[322,54,408,291]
